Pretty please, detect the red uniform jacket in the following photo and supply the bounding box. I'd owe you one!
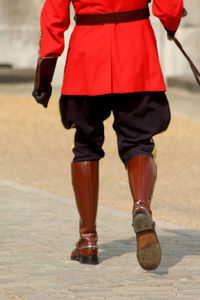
[40,0,183,95]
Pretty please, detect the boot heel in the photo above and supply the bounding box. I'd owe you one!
[132,212,154,233]
[80,255,99,265]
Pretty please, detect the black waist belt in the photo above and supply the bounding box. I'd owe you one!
[75,7,150,26]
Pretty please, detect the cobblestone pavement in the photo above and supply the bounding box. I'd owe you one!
[1,180,200,300]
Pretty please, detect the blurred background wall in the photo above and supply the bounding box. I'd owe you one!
[0,0,43,68]
[151,0,200,78]
[0,0,199,86]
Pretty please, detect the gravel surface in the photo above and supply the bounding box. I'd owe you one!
[0,84,200,230]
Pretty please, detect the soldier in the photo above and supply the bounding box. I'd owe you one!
[32,0,184,270]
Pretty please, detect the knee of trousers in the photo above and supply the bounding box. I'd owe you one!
[72,134,105,162]
[118,140,156,166]
[72,147,105,162]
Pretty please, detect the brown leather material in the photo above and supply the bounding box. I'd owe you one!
[137,231,158,250]
[127,155,157,216]
[75,7,149,26]
[34,56,57,91]
[71,239,98,260]
[71,161,99,262]
[127,155,161,270]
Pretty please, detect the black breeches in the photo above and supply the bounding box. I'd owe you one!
[59,92,170,165]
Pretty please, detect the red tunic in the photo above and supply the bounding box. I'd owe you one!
[40,0,183,95]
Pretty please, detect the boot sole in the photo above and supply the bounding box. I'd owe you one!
[133,212,161,270]
[71,255,99,265]
[132,211,154,233]
[137,234,161,271]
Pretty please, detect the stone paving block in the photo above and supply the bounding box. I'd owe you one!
[0,296,12,300]
[1,180,200,299]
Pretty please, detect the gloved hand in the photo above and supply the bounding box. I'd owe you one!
[167,29,176,40]
[32,84,52,108]
[182,8,188,17]
[32,56,57,108]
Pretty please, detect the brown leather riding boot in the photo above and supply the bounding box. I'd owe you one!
[127,155,161,270]
[71,161,99,264]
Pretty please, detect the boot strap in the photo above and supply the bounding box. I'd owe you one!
[134,205,147,212]
[134,200,152,215]
[76,244,98,250]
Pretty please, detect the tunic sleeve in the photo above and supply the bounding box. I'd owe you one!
[40,0,71,58]
[152,0,183,32]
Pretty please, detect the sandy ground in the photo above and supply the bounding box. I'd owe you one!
[0,84,200,230]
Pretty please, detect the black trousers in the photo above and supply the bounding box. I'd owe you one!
[60,92,170,166]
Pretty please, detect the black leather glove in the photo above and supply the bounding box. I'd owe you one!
[32,84,52,108]
[166,28,177,40]
[32,56,57,108]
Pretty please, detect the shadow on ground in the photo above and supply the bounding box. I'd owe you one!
[99,228,200,274]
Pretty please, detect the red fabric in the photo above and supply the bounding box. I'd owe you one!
[152,0,183,31]
[40,0,183,95]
